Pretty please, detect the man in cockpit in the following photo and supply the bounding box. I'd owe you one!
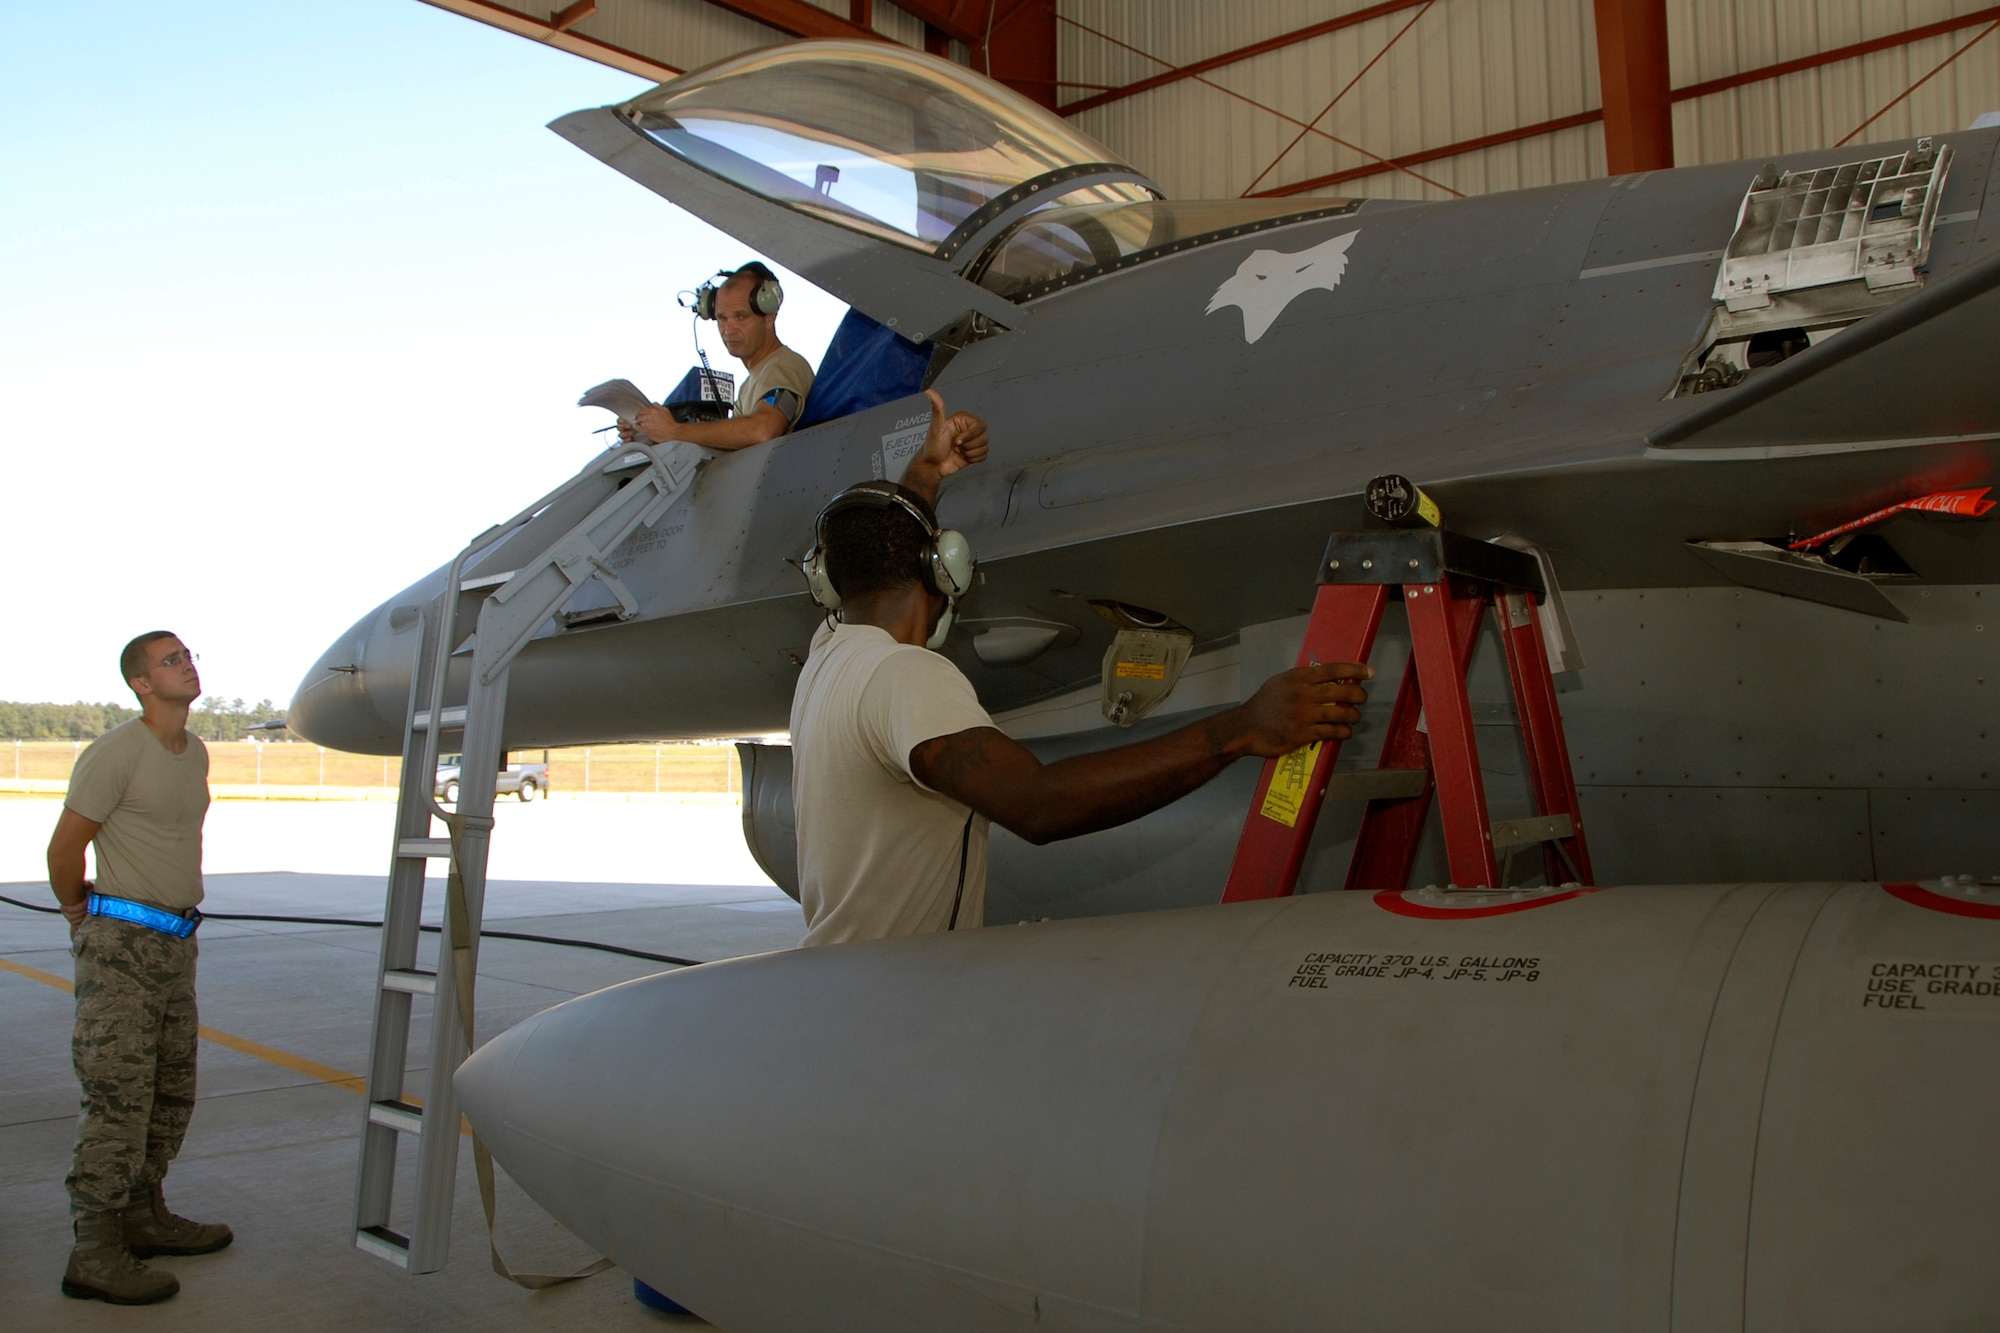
[622,262,816,451]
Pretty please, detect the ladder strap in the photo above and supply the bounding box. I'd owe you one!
[443,809,614,1289]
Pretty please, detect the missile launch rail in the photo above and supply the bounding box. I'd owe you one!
[352,440,703,1275]
[1223,528,1594,901]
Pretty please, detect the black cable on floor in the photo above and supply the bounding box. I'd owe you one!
[0,893,706,968]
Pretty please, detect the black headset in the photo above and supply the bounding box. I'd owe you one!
[694,263,783,320]
[802,482,973,651]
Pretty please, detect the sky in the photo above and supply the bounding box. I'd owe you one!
[0,0,852,708]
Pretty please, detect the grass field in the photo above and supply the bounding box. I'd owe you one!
[1,740,740,795]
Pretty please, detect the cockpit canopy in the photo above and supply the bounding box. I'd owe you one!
[621,39,1155,254]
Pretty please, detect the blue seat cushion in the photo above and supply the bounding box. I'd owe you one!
[795,307,933,432]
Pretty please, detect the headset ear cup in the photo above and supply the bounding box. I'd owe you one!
[758,278,783,315]
[695,285,715,320]
[931,530,974,597]
[803,546,842,611]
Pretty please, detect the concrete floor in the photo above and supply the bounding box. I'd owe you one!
[0,798,802,1330]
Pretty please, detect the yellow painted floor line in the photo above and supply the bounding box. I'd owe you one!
[3,956,365,1097]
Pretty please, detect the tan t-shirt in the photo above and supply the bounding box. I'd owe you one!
[736,344,815,430]
[64,719,209,912]
[790,621,994,946]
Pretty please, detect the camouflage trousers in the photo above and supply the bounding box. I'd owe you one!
[66,915,200,1217]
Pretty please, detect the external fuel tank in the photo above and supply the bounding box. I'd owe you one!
[456,880,2000,1330]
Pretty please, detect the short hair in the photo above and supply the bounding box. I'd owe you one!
[822,488,936,601]
[721,262,778,313]
[120,631,179,686]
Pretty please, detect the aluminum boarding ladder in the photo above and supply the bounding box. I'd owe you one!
[1222,528,1593,902]
[352,440,702,1274]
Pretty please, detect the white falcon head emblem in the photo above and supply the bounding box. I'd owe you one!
[1205,229,1362,343]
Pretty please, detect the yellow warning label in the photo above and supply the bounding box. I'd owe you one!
[1258,742,1322,827]
[1115,661,1167,679]
[1415,491,1442,528]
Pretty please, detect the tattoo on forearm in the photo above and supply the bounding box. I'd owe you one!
[915,729,1004,792]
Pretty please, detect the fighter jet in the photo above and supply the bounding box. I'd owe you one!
[291,38,2000,917]
[296,39,2000,1323]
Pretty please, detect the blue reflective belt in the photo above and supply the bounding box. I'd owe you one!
[86,893,200,939]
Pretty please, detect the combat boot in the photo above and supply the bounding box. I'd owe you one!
[120,1181,234,1257]
[61,1211,179,1305]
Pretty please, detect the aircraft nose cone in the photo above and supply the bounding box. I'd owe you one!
[286,599,424,755]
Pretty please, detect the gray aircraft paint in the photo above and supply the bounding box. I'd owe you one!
[456,879,2000,1330]
[288,65,2000,911]
[293,43,2000,1321]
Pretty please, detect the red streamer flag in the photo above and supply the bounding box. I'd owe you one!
[1790,487,1995,550]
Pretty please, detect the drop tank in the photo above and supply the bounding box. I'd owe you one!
[458,880,2000,1331]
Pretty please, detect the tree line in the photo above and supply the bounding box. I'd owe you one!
[0,698,294,742]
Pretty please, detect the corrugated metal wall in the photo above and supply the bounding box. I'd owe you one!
[1060,0,2000,203]
[1671,0,2000,163]
[1061,0,1602,201]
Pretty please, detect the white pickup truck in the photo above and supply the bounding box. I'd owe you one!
[435,752,550,804]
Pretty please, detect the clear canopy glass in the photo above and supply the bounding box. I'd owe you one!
[973,199,1363,300]
[622,40,1154,252]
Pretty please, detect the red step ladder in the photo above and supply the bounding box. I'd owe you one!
[1222,529,1592,901]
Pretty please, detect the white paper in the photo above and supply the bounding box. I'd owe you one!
[578,379,655,422]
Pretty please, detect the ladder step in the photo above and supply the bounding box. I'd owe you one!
[410,705,466,732]
[383,968,437,996]
[398,838,453,859]
[1490,812,1576,851]
[355,1226,411,1268]
[368,1099,425,1136]
[1324,768,1429,802]
[459,570,517,592]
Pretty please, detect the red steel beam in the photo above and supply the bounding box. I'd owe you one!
[703,0,875,41]
[1059,0,1428,116]
[549,0,597,32]
[1251,6,2000,197]
[1247,108,1603,196]
[1594,0,1673,173]
[416,0,682,80]
[981,0,1060,108]
[896,0,1058,108]
[1675,4,2000,101]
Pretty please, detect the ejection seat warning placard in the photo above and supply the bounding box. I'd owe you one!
[1259,743,1323,828]
[1288,952,1543,989]
[872,414,931,480]
[1859,960,2000,1018]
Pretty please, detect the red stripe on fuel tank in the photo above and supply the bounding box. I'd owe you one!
[1373,886,1603,920]
[1882,882,2000,920]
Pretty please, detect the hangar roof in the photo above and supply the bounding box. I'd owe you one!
[422,0,2000,200]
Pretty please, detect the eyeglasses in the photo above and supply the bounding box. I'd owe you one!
[153,650,200,671]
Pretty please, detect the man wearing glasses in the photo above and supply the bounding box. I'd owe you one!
[46,632,231,1305]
